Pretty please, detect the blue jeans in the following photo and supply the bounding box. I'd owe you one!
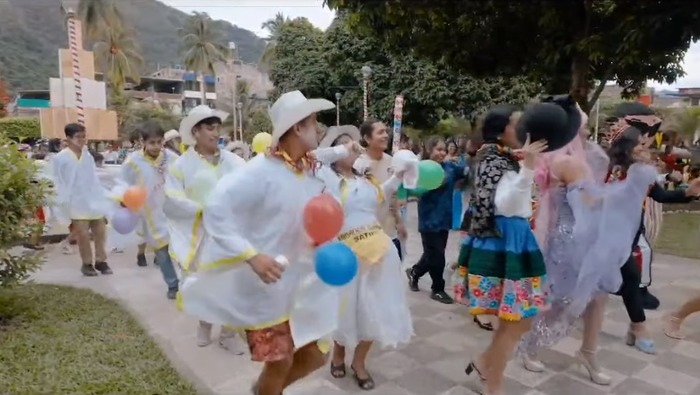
[156,245,179,291]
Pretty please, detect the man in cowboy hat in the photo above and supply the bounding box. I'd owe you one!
[185,91,361,395]
[164,105,247,353]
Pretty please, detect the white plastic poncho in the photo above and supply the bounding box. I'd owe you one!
[121,150,179,249]
[164,147,246,272]
[180,146,349,349]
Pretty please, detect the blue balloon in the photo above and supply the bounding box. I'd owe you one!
[314,242,358,287]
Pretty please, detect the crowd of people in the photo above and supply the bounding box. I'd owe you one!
[13,90,700,395]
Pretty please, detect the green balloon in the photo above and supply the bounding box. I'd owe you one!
[397,185,408,200]
[417,160,445,190]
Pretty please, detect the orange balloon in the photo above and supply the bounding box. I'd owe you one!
[304,194,343,245]
[123,186,147,211]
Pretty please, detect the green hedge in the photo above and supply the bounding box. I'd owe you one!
[0,117,41,141]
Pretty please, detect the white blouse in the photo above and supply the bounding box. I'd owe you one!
[494,166,535,218]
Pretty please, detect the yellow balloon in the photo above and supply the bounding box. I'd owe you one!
[252,132,272,154]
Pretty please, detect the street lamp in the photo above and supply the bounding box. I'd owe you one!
[236,101,243,140]
[335,92,342,126]
[361,65,372,120]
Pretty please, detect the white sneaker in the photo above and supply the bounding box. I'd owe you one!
[522,355,545,373]
[196,321,213,347]
[219,328,246,355]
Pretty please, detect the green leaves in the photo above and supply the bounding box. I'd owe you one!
[0,118,40,141]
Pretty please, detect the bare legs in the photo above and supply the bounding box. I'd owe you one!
[578,294,611,385]
[665,293,700,339]
[256,343,326,395]
[331,341,375,390]
[473,318,532,395]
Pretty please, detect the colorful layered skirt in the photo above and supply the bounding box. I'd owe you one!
[461,216,549,321]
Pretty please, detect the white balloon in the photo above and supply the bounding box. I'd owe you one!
[391,150,419,189]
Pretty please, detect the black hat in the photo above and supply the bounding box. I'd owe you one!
[608,102,661,137]
[516,95,581,152]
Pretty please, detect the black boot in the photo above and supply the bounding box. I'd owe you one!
[136,253,147,267]
[405,268,419,292]
[641,287,660,310]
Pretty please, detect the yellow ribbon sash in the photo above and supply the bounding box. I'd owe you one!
[337,223,390,265]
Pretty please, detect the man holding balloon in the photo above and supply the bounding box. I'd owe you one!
[182,91,360,395]
[118,121,180,300]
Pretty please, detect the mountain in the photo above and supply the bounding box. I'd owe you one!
[0,0,267,91]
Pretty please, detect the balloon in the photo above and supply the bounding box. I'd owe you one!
[112,207,139,234]
[417,160,445,190]
[314,242,358,286]
[190,169,218,204]
[252,132,273,154]
[304,194,343,245]
[123,186,147,211]
[407,186,429,197]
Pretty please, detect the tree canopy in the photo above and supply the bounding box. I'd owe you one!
[326,0,700,112]
[269,15,539,130]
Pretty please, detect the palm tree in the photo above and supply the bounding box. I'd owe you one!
[179,12,227,105]
[77,0,122,39]
[93,25,143,91]
[259,13,289,70]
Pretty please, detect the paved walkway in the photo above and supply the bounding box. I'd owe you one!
[33,205,700,395]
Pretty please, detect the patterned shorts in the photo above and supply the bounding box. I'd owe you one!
[245,321,295,362]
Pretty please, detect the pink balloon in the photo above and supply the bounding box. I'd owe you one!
[112,207,139,235]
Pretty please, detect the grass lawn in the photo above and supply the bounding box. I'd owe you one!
[0,284,197,395]
[656,212,700,260]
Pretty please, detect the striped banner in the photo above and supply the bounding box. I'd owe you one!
[66,16,85,125]
[391,95,404,154]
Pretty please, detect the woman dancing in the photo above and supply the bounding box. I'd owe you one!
[317,126,413,391]
[461,104,553,395]
[518,96,659,384]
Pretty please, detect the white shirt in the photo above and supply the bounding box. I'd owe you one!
[494,167,535,217]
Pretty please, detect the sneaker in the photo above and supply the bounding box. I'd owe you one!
[153,256,159,266]
[431,291,454,304]
[94,261,113,275]
[136,253,147,267]
[166,288,178,300]
[81,264,98,277]
[197,321,213,347]
[62,244,75,255]
[219,330,246,355]
[405,268,419,292]
[641,287,660,310]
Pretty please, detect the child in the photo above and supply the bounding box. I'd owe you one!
[121,121,180,299]
[51,123,112,276]
[406,136,466,304]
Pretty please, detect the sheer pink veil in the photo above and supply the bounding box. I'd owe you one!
[533,107,592,248]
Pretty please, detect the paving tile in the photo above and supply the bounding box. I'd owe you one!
[394,366,458,395]
[595,348,649,376]
[537,374,608,395]
[633,364,700,395]
[613,377,680,395]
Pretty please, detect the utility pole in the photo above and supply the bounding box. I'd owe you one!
[229,42,238,140]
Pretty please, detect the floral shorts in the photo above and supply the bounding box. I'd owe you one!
[245,321,295,362]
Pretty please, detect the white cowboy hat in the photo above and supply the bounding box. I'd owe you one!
[225,140,250,159]
[319,125,361,148]
[179,105,229,146]
[269,90,334,146]
[164,129,180,142]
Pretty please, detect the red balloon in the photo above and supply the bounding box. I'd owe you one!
[304,194,344,245]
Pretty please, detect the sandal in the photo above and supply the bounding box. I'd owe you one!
[664,315,686,340]
[351,365,375,390]
[474,316,494,331]
[330,362,346,378]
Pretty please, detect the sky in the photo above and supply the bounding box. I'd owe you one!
[161,0,700,90]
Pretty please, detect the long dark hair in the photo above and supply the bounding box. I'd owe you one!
[608,126,642,170]
[421,135,445,160]
[359,118,383,148]
[330,135,362,176]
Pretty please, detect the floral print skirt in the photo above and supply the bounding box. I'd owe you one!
[462,216,550,321]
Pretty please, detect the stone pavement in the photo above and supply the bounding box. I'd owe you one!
[33,205,700,395]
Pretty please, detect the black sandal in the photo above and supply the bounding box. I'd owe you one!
[330,362,346,378]
[351,365,375,390]
[465,361,486,381]
[474,316,494,331]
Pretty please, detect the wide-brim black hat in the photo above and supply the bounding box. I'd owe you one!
[607,102,661,137]
[516,95,580,152]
